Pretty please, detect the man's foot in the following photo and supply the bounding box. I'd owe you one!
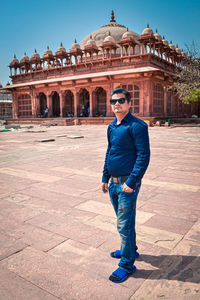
[109,266,136,283]
[110,250,140,259]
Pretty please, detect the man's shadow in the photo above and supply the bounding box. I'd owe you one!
[132,254,200,283]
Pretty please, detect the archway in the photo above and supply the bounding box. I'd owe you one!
[94,87,107,116]
[79,88,89,117]
[63,90,74,117]
[52,92,60,117]
[39,93,47,116]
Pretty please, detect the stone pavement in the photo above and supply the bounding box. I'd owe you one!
[0,124,199,300]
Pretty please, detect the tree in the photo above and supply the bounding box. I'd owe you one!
[174,42,200,104]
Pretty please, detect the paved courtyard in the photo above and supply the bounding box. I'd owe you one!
[0,124,199,300]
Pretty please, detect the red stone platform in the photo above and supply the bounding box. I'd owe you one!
[0,125,199,299]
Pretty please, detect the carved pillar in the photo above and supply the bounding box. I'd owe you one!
[31,95,36,117]
[144,79,152,116]
[72,89,78,117]
[12,92,18,119]
[139,82,144,116]
[163,87,167,117]
[58,92,64,117]
[47,93,52,117]
[89,88,94,117]
[106,84,113,117]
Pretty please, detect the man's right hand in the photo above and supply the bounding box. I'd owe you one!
[102,183,108,193]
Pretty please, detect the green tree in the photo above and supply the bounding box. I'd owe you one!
[174,42,200,104]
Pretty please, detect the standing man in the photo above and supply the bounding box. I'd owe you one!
[102,88,150,283]
[44,106,49,118]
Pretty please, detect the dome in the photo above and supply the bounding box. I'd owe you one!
[154,29,162,41]
[162,36,168,46]
[142,24,153,36]
[122,28,134,39]
[86,35,96,46]
[20,53,29,64]
[56,42,66,53]
[104,33,116,43]
[43,46,54,59]
[10,54,19,68]
[181,50,186,56]
[175,45,181,53]
[169,41,175,50]
[71,39,81,50]
[70,39,82,55]
[55,42,67,57]
[80,11,140,54]
[30,49,41,64]
[31,49,40,58]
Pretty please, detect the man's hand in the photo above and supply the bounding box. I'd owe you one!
[102,183,108,193]
[122,183,135,193]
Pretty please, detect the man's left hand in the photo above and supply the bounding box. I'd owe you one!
[122,183,135,193]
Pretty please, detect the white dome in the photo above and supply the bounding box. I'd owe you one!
[122,29,134,39]
[104,34,116,43]
[142,24,153,36]
[154,29,162,41]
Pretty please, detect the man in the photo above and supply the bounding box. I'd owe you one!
[44,106,49,118]
[102,88,150,283]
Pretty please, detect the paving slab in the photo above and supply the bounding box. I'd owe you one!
[0,125,199,299]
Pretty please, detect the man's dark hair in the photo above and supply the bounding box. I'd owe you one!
[110,88,131,102]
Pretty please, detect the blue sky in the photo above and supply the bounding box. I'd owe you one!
[0,0,199,86]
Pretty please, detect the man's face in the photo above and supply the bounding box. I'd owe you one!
[111,93,131,115]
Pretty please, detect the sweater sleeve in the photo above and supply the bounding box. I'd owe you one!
[125,123,150,189]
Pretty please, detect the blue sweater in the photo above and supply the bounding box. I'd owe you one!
[102,112,150,189]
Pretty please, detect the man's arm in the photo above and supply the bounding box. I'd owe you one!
[102,143,111,184]
[125,123,150,189]
[102,127,111,192]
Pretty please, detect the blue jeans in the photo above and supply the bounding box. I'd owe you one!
[108,178,141,273]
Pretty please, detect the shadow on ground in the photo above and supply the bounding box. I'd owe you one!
[132,254,200,283]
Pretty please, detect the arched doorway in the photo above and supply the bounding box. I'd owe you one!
[52,92,60,117]
[39,93,47,117]
[95,87,107,116]
[63,90,74,117]
[79,88,89,117]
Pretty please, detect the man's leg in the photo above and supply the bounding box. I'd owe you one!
[108,181,118,216]
[117,182,141,273]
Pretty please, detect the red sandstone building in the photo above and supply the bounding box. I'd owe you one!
[2,12,200,123]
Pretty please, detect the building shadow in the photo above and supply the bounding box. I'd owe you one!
[131,254,200,284]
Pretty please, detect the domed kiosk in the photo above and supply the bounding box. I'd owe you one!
[80,11,140,54]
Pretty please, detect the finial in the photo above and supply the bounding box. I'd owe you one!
[24,52,26,56]
[74,38,77,43]
[90,34,92,39]
[34,49,37,53]
[127,27,129,31]
[60,42,63,47]
[110,10,116,22]
[170,41,172,44]
[14,54,16,58]
[155,29,158,33]
[147,24,149,28]
[163,36,165,39]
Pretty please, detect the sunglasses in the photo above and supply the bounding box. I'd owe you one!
[110,98,127,105]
